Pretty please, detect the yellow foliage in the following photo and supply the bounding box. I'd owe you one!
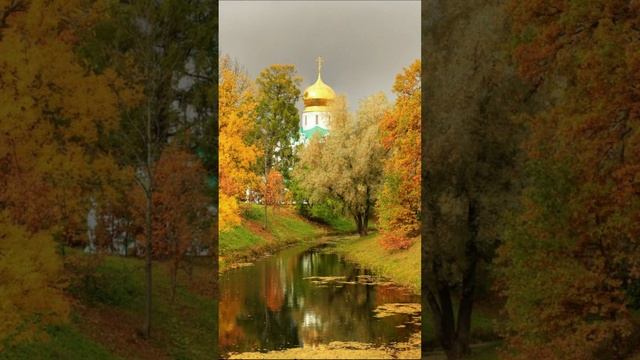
[0,0,137,345]
[0,0,139,240]
[0,214,69,346]
[219,55,260,231]
[219,193,241,232]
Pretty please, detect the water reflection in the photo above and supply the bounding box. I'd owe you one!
[219,244,420,356]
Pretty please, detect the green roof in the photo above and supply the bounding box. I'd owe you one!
[301,126,329,140]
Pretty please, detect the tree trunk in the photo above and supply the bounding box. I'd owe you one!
[362,211,369,236]
[363,187,371,236]
[357,214,367,236]
[353,214,361,235]
[263,137,268,230]
[427,253,477,360]
[124,233,128,257]
[171,238,178,304]
[453,254,477,358]
[143,189,152,338]
[442,200,480,360]
[143,101,153,339]
[264,202,268,229]
[437,284,456,351]
[171,261,177,304]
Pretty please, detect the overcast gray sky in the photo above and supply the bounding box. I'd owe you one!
[220,0,420,111]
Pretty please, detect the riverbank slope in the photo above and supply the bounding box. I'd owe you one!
[219,204,326,271]
[333,234,421,293]
[1,253,216,360]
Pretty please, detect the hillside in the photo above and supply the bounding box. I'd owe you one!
[1,253,216,360]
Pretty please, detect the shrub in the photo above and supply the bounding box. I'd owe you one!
[379,233,414,251]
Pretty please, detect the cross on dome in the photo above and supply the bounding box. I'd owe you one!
[316,56,324,78]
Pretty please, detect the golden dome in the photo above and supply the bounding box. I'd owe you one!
[303,57,335,111]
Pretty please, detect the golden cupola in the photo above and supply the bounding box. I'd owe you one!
[303,57,336,112]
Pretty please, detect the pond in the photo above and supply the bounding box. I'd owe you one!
[219,241,421,358]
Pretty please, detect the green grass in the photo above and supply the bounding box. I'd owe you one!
[91,255,217,359]
[469,342,501,360]
[334,233,421,292]
[244,204,319,241]
[220,204,323,259]
[0,325,118,360]
[219,224,265,252]
[304,207,376,234]
[422,309,498,348]
[4,253,217,360]
[323,215,357,233]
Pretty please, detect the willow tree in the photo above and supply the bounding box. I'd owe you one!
[423,0,527,358]
[294,93,388,236]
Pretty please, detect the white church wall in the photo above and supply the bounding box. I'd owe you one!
[301,111,330,130]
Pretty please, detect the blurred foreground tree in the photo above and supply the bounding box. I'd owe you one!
[498,1,640,358]
[0,0,137,344]
[422,1,526,357]
[84,0,216,337]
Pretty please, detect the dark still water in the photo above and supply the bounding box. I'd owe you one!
[219,242,420,357]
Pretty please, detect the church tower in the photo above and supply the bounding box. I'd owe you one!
[300,57,336,142]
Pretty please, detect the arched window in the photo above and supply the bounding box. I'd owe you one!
[315,114,318,125]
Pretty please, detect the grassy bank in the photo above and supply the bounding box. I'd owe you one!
[219,204,325,271]
[1,253,216,360]
[333,233,421,292]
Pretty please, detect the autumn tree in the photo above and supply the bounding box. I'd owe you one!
[0,215,70,347]
[131,145,210,303]
[84,0,217,337]
[377,60,421,251]
[0,0,136,344]
[263,169,286,213]
[497,1,640,358]
[219,55,260,231]
[294,93,387,236]
[423,1,527,357]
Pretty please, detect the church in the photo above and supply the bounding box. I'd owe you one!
[299,57,336,142]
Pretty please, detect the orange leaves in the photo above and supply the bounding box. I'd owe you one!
[131,145,210,259]
[379,232,414,252]
[376,60,421,247]
[500,0,640,357]
[0,0,143,343]
[263,169,285,207]
[0,0,137,241]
